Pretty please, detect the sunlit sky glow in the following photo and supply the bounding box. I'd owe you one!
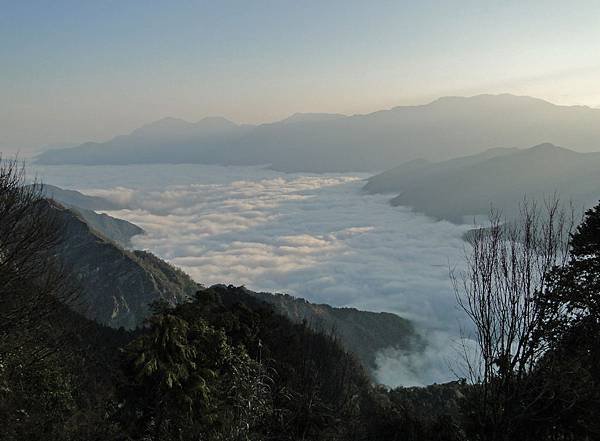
[2,0,600,154]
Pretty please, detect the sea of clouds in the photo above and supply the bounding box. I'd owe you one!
[32,163,474,386]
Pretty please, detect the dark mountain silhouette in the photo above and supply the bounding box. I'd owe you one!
[68,205,144,248]
[29,184,143,247]
[33,183,124,210]
[225,287,417,370]
[36,116,249,165]
[49,201,197,328]
[36,94,600,172]
[365,143,600,222]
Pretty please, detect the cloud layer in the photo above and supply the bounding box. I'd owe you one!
[33,163,473,386]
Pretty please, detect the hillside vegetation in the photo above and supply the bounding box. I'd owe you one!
[247,289,418,370]
[29,183,144,247]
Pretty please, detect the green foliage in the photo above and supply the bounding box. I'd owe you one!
[534,200,600,439]
[0,303,131,441]
[544,201,600,329]
[0,350,75,441]
[118,300,273,441]
[186,286,372,440]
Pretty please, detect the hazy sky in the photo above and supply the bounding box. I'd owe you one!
[2,0,600,154]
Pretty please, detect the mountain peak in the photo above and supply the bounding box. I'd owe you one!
[193,116,238,129]
[530,142,560,150]
[133,117,193,135]
[132,116,237,137]
[428,93,555,108]
[523,142,575,155]
[144,116,191,128]
[280,112,346,124]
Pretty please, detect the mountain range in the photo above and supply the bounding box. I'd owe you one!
[364,143,600,223]
[44,195,415,371]
[35,94,600,172]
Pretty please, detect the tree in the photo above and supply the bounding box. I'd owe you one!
[452,199,574,441]
[0,158,81,440]
[0,158,77,344]
[118,301,273,441]
[536,201,600,438]
[543,202,600,334]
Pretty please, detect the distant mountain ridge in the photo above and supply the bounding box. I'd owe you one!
[364,143,600,222]
[36,94,600,172]
[30,184,143,247]
[34,184,125,210]
[69,205,144,248]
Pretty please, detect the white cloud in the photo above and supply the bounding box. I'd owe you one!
[32,163,474,386]
[375,330,478,387]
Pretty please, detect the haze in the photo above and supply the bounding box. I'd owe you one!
[2,0,600,155]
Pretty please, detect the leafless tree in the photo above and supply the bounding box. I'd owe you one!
[0,157,78,359]
[451,197,577,441]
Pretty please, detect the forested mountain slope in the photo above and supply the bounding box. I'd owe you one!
[29,184,144,247]
[49,201,416,368]
[49,201,197,328]
[246,288,417,370]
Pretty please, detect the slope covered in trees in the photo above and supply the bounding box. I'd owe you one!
[247,288,417,370]
[48,200,197,328]
[29,183,144,247]
[40,197,418,372]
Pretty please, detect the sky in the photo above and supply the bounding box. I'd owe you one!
[2,0,600,154]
